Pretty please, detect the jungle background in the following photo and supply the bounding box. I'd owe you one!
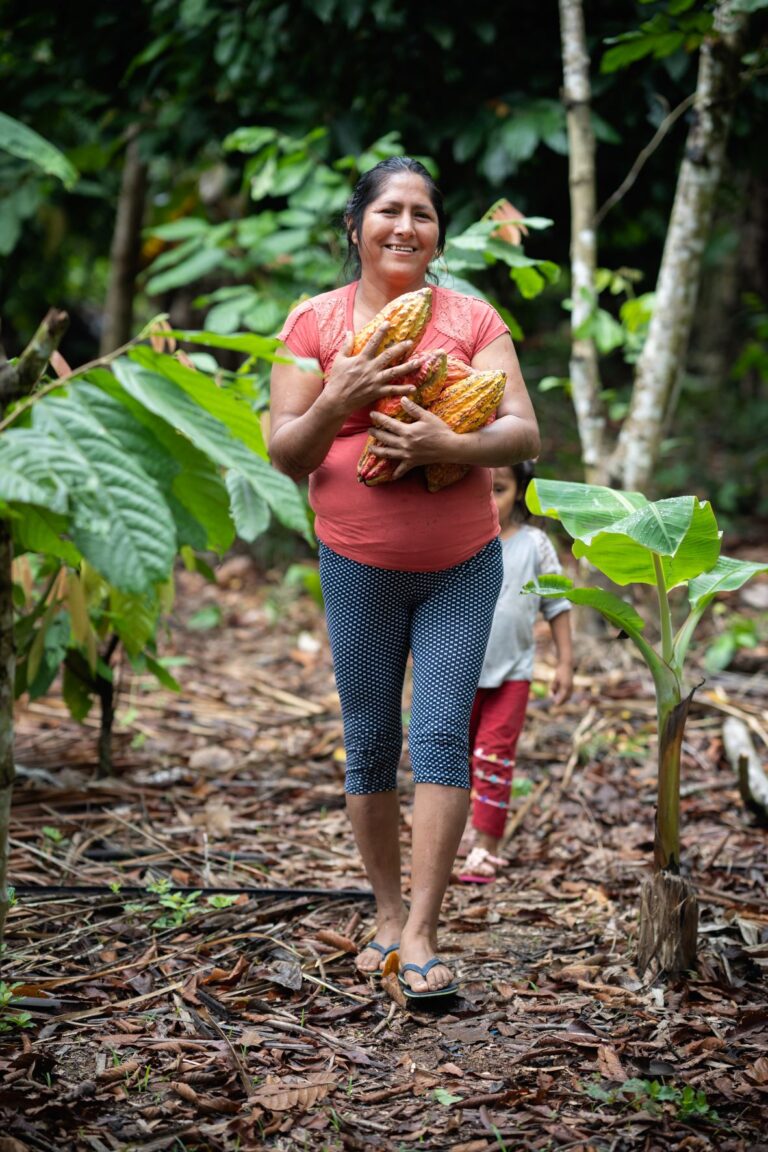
[1,1,768,1150]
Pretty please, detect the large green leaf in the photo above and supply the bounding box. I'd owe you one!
[113,359,313,543]
[160,328,287,360]
[527,478,647,538]
[127,347,268,456]
[0,112,78,188]
[86,368,235,554]
[29,396,176,592]
[688,555,768,612]
[13,507,82,567]
[225,472,271,542]
[572,497,721,588]
[0,432,72,513]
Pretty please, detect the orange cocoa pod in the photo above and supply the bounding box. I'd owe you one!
[426,369,506,433]
[443,355,474,386]
[350,287,432,359]
[357,350,447,486]
[425,415,497,492]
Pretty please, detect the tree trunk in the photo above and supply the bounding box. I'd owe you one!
[100,127,148,356]
[609,1,748,492]
[637,871,698,975]
[558,0,608,486]
[0,311,69,946]
[0,521,15,944]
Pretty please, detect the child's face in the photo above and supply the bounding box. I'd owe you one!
[492,468,519,526]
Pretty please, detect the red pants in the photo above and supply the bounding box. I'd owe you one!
[468,680,530,839]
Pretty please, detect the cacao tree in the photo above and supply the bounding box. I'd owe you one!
[523,477,768,974]
[0,312,312,947]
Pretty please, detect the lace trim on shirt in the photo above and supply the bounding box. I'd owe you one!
[312,292,350,371]
[432,289,474,357]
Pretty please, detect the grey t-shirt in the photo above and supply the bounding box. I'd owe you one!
[478,524,571,688]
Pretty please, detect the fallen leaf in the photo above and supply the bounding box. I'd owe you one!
[248,1072,337,1112]
[315,928,357,953]
[381,971,408,1008]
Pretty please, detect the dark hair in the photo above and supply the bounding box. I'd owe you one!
[342,156,446,280]
[510,459,536,522]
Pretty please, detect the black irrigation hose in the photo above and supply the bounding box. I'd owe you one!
[12,884,374,900]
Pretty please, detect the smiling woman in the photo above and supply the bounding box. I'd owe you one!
[268,156,540,1001]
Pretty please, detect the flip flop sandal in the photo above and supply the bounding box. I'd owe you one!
[397,957,459,999]
[357,940,400,974]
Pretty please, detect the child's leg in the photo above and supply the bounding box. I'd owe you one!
[470,680,530,849]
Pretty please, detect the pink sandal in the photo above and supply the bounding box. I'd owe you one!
[458,845,506,884]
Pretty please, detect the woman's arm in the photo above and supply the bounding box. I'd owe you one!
[365,332,540,477]
[268,326,423,482]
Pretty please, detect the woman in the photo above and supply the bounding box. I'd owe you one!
[269,156,540,998]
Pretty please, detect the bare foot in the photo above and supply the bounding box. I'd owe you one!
[459,845,506,882]
[398,930,455,994]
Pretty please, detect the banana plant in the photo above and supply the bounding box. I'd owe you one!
[523,478,768,974]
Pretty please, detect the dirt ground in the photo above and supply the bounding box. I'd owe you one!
[2,549,767,1152]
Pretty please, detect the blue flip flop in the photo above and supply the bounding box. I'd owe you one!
[358,940,400,975]
[397,957,459,999]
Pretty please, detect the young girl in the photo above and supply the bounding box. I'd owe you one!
[460,461,574,883]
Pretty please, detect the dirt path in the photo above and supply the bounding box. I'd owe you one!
[3,556,767,1151]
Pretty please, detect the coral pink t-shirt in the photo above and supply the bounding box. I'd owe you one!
[277,281,508,571]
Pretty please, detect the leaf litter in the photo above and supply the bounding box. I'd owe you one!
[3,553,767,1151]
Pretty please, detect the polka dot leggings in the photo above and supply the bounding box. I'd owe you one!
[319,538,503,795]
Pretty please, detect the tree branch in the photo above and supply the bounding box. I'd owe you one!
[0,308,70,410]
[594,94,696,228]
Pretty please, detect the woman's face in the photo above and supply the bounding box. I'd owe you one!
[352,172,440,288]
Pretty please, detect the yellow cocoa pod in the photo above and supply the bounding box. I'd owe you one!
[350,287,432,359]
[423,371,505,493]
[426,369,506,433]
[425,416,497,492]
[357,350,448,486]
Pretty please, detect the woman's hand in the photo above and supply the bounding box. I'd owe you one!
[323,325,424,418]
[366,396,457,479]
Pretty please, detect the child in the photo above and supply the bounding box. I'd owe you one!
[459,461,574,883]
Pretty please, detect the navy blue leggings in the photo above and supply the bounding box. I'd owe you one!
[319,538,503,795]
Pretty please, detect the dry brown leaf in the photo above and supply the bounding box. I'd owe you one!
[381,970,408,1008]
[0,1139,34,1152]
[248,1072,337,1112]
[315,928,358,953]
[170,1081,200,1104]
[50,350,72,378]
[596,1044,628,1082]
[746,1056,768,1084]
[97,1060,140,1083]
[487,198,528,246]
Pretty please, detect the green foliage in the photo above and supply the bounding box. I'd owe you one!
[524,479,766,683]
[0,112,78,190]
[601,5,714,74]
[585,1075,718,1123]
[3,320,313,734]
[0,982,33,1033]
[524,478,767,869]
[283,563,324,608]
[140,127,559,348]
[704,607,763,673]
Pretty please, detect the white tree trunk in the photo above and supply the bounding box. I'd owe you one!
[559,0,608,484]
[610,1,748,492]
